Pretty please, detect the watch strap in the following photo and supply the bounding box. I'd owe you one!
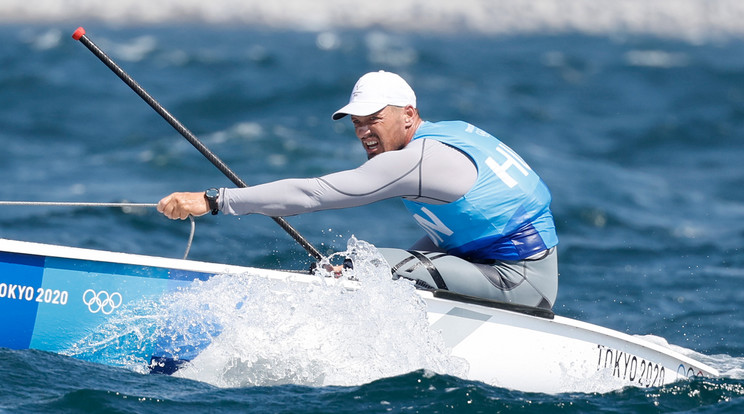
[205,188,219,215]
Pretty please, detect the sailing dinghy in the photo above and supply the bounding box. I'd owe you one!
[1,28,717,393]
[0,237,718,394]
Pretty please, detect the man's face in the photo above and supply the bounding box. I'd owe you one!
[351,106,408,159]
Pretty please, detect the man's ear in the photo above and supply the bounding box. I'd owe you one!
[403,105,417,126]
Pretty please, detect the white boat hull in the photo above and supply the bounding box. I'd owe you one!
[0,238,718,393]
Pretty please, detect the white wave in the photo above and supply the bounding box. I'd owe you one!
[641,335,744,380]
[4,0,744,41]
[171,237,468,387]
[625,50,690,68]
[68,236,467,387]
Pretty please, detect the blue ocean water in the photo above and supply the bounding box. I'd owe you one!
[2,3,744,412]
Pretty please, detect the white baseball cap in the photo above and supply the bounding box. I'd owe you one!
[332,71,416,120]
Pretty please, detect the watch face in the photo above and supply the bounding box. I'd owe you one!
[205,188,219,199]
[205,188,219,215]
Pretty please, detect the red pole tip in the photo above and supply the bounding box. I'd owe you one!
[72,27,86,40]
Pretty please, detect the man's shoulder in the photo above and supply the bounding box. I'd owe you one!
[416,120,501,145]
[413,120,465,143]
[417,120,469,133]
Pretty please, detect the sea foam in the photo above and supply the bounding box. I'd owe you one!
[65,237,468,387]
[2,0,744,42]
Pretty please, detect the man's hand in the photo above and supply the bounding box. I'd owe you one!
[157,192,210,220]
[323,264,344,277]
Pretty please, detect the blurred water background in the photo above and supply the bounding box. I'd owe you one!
[1,1,743,412]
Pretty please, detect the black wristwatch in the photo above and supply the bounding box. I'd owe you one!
[204,187,219,215]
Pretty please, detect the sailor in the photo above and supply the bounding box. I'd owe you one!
[158,71,559,309]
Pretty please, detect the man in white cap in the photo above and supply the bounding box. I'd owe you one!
[158,71,559,310]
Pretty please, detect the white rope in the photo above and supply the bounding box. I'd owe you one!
[183,216,195,260]
[0,200,195,260]
[0,201,157,208]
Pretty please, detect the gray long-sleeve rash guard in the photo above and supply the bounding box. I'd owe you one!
[218,138,477,217]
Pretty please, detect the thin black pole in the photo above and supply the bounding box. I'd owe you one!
[71,27,322,260]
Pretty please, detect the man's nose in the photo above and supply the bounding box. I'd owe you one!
[356,125,370,137]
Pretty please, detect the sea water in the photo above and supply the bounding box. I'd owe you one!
[1,1,744,412]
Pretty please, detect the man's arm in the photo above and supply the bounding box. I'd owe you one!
[158,139,477,220]
[219,139,476,216]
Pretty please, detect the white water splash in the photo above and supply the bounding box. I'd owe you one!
[642,334,744,381]
[671,346,744,381]
[155,236,467,387]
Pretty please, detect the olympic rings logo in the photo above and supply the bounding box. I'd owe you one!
[82,289,123,314]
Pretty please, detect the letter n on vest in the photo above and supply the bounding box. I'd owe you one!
[412,207,453,246]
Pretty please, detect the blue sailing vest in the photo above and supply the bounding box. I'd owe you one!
[402,121,558,261]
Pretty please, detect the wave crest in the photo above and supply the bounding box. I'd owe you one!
[3,0,744,41]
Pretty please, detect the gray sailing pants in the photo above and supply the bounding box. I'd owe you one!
[378,247,558,310]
